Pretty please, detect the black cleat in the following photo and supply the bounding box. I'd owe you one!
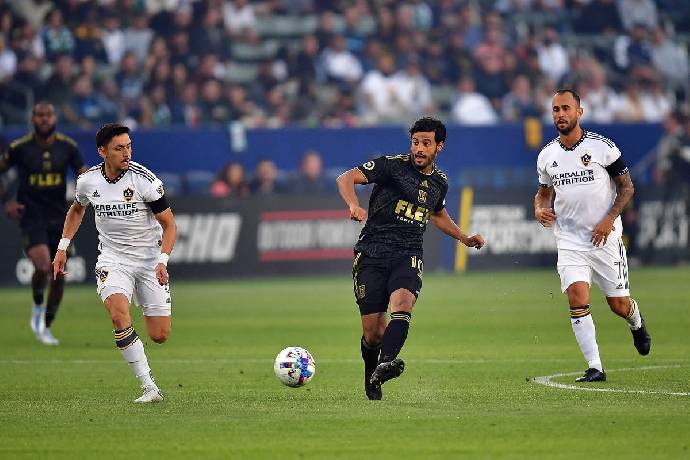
[575,368,606,382]
[631,318,651,356]
[365,375,382,400]
[370,358,405,387]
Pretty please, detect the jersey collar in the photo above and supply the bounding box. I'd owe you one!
[558,129,586,152]
[100,162,127,184]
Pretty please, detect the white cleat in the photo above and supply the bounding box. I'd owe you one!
[30,305,46,337]
[37,328,59,346]
[134,385,164,403]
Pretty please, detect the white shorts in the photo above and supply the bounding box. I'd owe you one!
[95,261,172,317]
[557,237,630,298]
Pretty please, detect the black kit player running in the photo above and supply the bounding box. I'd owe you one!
[337,117,486,400]
[0,102,86,345]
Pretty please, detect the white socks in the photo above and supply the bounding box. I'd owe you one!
[625,298,643,330]
[570,306,602,372]
[115,326,155,388]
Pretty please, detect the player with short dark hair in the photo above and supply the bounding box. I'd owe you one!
[53,123,177,403]
[535,89,651,383]
[0,102,87,345]
[337,116,486,400]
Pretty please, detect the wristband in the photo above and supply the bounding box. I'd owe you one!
[158,252,169,266]
[57,238,71,251]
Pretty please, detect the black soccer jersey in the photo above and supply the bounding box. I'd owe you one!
[355,154,448,258]
[3,132,85,222]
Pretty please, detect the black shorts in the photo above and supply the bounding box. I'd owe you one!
[20,219,64,255]
[352,251,423,316]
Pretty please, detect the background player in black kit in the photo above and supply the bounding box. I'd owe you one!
[0,102,87,345]
[337,117,486,400]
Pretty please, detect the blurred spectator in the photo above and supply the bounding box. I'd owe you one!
[537,26,568,84]
[123,14,154,63]
[41,9,75,62]
[613,81,647,122]
[41,53,73,106]
[210,161,250,198]
[223,0,257,38]
[321,35,363,86]
[501,75,541,121]
[614,24,655,79]
[0,35,16,82]
[579,65,619,123]
[575,0,622,34]
[250,159,283,195]
[12,21,45,60]
[639,80,672,122]
[391,56,434,120]
[290,35,321,90]
[445,31,474,84]
[451,76,498,125]
[73,10,107,62]
[653,111,684,185]
[650,28,689,89]
[288,150,330,194]
[358,53,402,124]
[199,79,230,125]
[171,81,200,126]
[141,84,173,127]
[62,73,109,128]
[10,0,52,28]
[115,51,145,107]
[190,5,227,58]
[101,13,124,65]
[13,52,42,95]
[473,26,510,101]
[617,0,658,31]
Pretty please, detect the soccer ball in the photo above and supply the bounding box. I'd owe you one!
[274,346,316,387]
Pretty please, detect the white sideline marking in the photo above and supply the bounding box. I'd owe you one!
[532,365,690,396]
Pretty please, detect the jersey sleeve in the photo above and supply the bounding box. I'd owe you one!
[356,156,391,184]
[536,153,552,186]
[1,145,17,170]
[74,175,91,207]
[434,183,448,213]
[601,143,622,167]
[68,143,86,172]
[141,172,165,203]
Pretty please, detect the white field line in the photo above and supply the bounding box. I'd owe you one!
[532,365,690,396]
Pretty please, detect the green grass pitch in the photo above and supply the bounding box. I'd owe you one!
[1,267,688,459]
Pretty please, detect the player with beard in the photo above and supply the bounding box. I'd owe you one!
[337,117,486,400]
[535,89,651,382]
[0,102,87,345]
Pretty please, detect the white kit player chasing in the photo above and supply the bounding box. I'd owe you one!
[53,123,177,403]
[535,89,651,383]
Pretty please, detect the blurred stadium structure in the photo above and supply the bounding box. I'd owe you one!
[0,0,689,284]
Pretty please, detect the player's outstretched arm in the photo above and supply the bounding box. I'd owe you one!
[154,208,177,285]
[336,168,368,222]
[534,185,555,227]
[53,200,86,279]
[431,208,485,249]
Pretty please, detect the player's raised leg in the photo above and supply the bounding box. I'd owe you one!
[566,281,606,382]
[104,292,163,403]
[361,313,385,400]
[26,243,51,341]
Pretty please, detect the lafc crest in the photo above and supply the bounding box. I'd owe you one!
[123,187,134,202]
[580,153,591,167]
[418,189,427,203]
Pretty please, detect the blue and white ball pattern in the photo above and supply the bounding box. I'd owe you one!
[274,346,316,387]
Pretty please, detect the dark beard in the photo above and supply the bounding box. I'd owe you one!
[34,124,56,139]
[555,120,576,135]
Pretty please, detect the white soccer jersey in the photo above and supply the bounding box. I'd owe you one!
[536,130,624,251]
[75,161,166,263]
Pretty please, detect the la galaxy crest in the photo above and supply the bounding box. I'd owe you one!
[123,187,134,202]
[580,153,592,167]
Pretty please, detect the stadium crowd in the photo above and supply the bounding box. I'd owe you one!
[0,0,688,129]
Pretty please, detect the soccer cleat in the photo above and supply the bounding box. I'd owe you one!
[365,373,382,400]
[134,385,164,403]
[575,368,606,382]
[370,358,405,387]
[631,318,651,356]
[37,328,59,346]
[30,305,46,337]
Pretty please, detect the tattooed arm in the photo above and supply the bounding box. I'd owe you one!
[591,172,634,247]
